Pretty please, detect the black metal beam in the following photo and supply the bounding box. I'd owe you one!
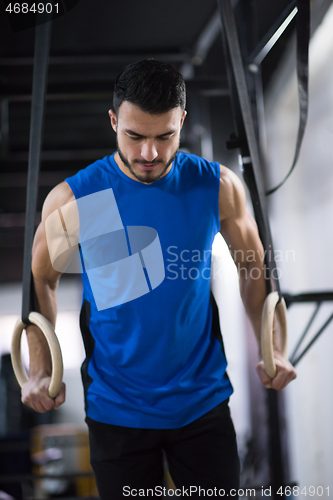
[0,171,76,187]
[6,149,114,162]
[1,77,230,101]
[284,291,333,307]
[285,292,333,370]
[247,0,297,65]
[217,1,292,497]
[292,313,333,367]
[218,0,280,296]
[0,53,190,66]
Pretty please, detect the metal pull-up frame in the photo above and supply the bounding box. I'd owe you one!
[285,292,333,368]
[217,0,310,498]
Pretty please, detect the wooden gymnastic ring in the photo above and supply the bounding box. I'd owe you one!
[261,291,288,379]
[11,312,63,399]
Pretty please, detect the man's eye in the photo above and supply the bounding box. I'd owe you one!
[129,136,141,141]
[159,136,171,141]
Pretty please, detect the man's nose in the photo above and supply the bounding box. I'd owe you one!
[141,141,158,162]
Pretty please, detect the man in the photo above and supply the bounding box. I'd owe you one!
[22,60,296,498]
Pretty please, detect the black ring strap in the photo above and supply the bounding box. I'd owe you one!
[266,0,310,195]
[21,19,52,325]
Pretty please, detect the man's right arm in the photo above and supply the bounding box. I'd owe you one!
[22,181,75,413]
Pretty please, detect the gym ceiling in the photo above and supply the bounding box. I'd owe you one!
[0,0,332,282]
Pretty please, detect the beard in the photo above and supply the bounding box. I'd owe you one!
[117,139,179,184]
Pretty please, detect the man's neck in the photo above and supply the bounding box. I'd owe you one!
[113,152,173,185]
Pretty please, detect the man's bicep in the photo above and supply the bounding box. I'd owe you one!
[220,208,264,267]
[218,166,263,265]
[32,182,76,285]
[32,222,62,287]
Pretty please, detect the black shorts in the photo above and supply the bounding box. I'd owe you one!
[86,399,240,499]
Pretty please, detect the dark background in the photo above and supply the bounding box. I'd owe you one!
[0,0,330,282]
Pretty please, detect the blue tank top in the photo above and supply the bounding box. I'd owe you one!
[65,151,233,428]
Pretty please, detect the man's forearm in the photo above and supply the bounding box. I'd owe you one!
[21,188,70,410]
[22,273,66,411]
[26,276,59,377]
[239,261,283,359]
[239,261,267,357]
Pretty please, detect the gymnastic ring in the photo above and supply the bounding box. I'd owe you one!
[261,291,288,379]
[11,312,63,399]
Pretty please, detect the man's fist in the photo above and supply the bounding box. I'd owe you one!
[256,351,297,391]
[22,375,66,413]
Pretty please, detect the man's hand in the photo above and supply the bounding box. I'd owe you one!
[21,182,75,414]
[22,376,66,413]
[256,351,297,391]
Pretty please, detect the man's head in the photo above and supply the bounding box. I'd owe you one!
[109,60,187,184]
[113,59,186,116]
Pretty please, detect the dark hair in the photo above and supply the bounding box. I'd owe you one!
[113,59,186,115]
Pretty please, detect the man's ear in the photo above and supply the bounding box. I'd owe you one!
[108,109,117,133]
[180,110,187,129]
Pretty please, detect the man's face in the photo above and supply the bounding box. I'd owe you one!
[109,102,186,184]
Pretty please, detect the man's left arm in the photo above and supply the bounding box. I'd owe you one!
[218,165,297,390]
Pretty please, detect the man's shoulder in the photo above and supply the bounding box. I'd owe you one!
[42,182,75,221]
[178,150,216,165]
[65,155,114,198]
[177,151,220,177]
[218,165,247,222]
[66,155,113,181]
